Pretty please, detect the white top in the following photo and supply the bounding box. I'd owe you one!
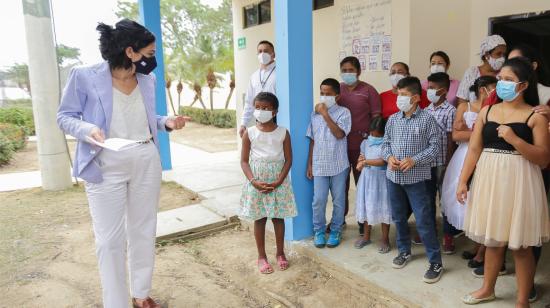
[456,66,481,100]
[248,125,287,161]
[110,87,151,141]
[538,83,550,105]
[463,102,478,129]
[241,62,277,126]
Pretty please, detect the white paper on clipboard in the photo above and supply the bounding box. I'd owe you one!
[86,137,140,152]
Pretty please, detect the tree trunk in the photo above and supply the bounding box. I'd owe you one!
[209,87,214,110]
[224,87,234,109]
[166,89,177,115]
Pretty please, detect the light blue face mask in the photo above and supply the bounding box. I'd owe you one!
[367,136,384,146]
[496,80,522,102]
[341,73,358,85]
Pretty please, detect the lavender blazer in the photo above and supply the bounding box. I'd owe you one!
[57,61,169,183]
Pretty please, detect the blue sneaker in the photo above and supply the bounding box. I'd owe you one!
[326,230,341,248]
[314,231,326,248]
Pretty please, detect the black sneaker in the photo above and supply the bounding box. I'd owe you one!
[392,252,411,269]
[423,263,443,283]
[529,285,537,303]
[472,263,507,278]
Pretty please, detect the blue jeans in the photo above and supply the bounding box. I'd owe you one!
[312,168,348,233]
[388,179,442,265]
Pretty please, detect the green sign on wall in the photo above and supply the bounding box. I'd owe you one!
[238,37,246,50]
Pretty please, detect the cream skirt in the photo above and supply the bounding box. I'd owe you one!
[463,149,550,249]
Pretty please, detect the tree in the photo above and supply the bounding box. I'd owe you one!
[56,44,81,65]
[115,0,234,109]
[5,63,31,94]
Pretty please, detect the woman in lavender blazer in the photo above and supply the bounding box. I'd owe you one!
[57,19,185,308]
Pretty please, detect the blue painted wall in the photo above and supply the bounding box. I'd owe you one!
[139,0,172,170]
[275,0,314,240]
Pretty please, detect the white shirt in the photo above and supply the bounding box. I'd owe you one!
[538,83,550,105]
[241,62,277,126]
[248,125,286,161]
[456,66,481,101]
[110,87,151,141]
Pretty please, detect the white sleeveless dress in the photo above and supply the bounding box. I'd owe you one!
[441,103,478,230]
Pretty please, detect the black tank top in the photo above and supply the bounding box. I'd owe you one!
[482,104,534,151]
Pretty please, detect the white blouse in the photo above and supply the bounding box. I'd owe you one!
[110,87,151,141]
[248,125,287,161]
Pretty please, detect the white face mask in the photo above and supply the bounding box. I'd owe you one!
[320,95,337,109]
[253,109,273,123]
[487,56,505,71]
[258,52,272,65]
[390,74,405,87]
[430,64,446,74]
[396,95,413,113]
[427,88,442,104]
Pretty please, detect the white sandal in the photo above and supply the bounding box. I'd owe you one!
[462,293,496,305]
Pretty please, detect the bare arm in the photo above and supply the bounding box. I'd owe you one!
[457,106,487,189]
[307,139,314,180]
[315,104,346,139]
[271,131,293,187]
[452,103,472,142]
[364,158,386,167]
[506,114,550,167]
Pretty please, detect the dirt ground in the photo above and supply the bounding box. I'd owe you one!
[0,141,77,174]
[0,187,401,308]
[170,121,238,153]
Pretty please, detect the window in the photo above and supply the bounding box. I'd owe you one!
[243,1,271,29]
[313,0,334,10]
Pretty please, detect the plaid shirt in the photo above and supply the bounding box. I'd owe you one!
[381,107,440,185]
[307,105,352,177]
[425,101,456,167]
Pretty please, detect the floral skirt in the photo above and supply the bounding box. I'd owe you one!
[240,159,298,220]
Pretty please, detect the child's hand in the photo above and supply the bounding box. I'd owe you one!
[266,181,282,190]
[399,157,415,172]
[252,180,274,194]
[387,156,400,171]
[314,103,328,115]
[357,154,366,164]
[456,181,468,204]
[306,164,313,180]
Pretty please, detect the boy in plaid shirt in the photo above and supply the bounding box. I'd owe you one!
[425,72,457,255]
[381,76,442,283]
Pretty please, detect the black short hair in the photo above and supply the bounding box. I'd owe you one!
[427,72,451,90]
[429,51,451,66]
[340,56,361,72]
[508,43,550,87]
[369,116,386,134]
[469,75,497,98]
[396,76,422,96]
[96,19,155,69]
[320,78,341,95]
[393,62,410,74]
[254,92,279,110]
[257,40,274,50]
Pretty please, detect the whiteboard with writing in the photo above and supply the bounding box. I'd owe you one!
[340,0,392,72]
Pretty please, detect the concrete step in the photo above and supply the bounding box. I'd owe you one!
[156,203,231,241]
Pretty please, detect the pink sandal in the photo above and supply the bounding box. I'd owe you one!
[258,258,274,274]
[276,255,289,271]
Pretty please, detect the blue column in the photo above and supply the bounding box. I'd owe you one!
[139,0,172,170]
[275,0,314,240]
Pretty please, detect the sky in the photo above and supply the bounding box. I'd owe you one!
[0,0,223,70]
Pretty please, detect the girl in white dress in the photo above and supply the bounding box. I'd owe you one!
[441,76,497,265]
[355,117,392,253]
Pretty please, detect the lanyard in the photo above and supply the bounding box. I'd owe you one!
[259,66,276,90]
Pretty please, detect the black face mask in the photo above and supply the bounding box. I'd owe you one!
[133,54,157,75]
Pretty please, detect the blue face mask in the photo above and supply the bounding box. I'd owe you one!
[496,80,521,102]
[367,136,384,146]
[341,73,358,85]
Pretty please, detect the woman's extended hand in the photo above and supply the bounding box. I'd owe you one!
[166,116,191,130]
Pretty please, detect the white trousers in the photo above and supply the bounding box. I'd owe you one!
[85,143,161,308]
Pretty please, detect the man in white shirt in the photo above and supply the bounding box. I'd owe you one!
[239,40,277,137]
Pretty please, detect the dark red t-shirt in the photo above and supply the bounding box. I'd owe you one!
[339,81,382,151]
[380,89,431,120]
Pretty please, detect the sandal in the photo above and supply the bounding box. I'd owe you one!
[354,238,371,249]
[132,297,161,308]
[258,258,274,274]
[276,255,289,271]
